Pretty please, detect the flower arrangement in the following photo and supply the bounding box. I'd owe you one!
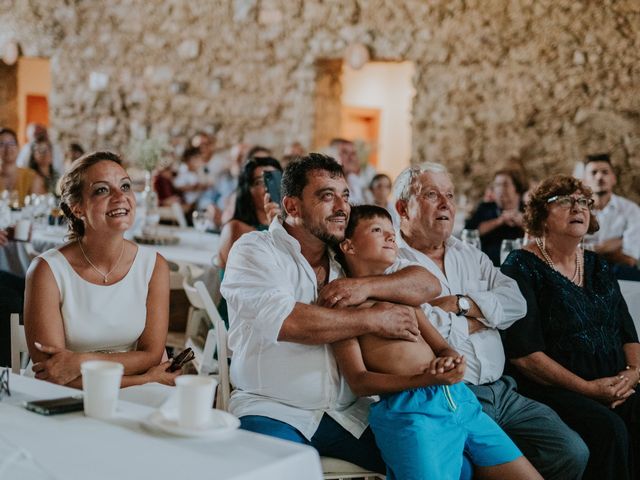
[128,136,169,172]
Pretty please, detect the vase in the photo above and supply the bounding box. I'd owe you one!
[141,170,160,234]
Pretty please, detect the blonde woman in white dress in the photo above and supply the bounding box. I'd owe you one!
[24,151,179,387]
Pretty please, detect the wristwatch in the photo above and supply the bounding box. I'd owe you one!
[456,294,471,316]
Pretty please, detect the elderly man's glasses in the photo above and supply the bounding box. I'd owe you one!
[0,368,10,400]
[419,190,455,204]
[547,195,593,210]
[0,141,17,148]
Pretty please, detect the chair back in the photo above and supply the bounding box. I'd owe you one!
[171,202,188,228]
[194,280,230,411]
[10,313,28,375]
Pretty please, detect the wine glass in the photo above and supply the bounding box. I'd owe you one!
[500,239,522,265]
[461,229,481,250]
[192,210,208,233]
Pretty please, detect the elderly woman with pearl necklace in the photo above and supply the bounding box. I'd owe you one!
[500,174,640,480]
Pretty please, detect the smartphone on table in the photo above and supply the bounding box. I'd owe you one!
[24,395,84,415]
[263,170,283,207]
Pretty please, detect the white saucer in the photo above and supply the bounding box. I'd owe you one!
[144,409,240,438]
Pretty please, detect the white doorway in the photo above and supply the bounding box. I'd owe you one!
[341,61,415,180]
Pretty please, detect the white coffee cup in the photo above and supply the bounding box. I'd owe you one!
[81,360,124,420]
[175,375,217,429]
[14,219,31,241]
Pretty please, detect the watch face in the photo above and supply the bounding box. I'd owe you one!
[459,297,471,310]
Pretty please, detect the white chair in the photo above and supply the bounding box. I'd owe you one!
[10,313,28,375]
[171,202,188,228]
[321,457,385,479]
[194,280,230,411]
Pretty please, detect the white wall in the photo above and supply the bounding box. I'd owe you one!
[341,61,415,180]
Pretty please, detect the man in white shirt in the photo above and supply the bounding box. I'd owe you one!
[582,153,640,281]
[221,154,440,473]
[393,162,589,480]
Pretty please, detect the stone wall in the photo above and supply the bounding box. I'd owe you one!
[1,0,638,201]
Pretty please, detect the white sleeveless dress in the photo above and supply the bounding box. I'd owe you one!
[28,246,157,371]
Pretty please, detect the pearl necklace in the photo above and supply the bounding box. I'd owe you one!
[78,239,125,284]
[535,237,583,286]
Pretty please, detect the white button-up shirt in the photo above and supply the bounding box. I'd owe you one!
[221,219,371,440]
[397,234,527,385]
[586,194,640,261]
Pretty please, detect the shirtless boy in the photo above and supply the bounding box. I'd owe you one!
[333,205,541,480]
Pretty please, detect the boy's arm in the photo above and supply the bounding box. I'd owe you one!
[415,307,460,359]
[332,337,463,397]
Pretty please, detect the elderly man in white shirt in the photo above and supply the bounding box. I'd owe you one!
[221,153,440,473]
[393,162,589,480]
[582,153,640,281]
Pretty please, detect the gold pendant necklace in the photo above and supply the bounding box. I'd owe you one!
[78,239,125,284]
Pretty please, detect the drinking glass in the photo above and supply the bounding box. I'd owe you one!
[192,210,208,233]
[500,239,521,265]
[461,229,481,249]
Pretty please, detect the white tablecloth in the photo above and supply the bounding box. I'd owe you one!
[0,226,220,278]
[620,280,640,333]
[0,374,322,480]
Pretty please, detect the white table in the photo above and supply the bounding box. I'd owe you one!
[0,225,220,278]
[620,280,640,333]
[0,374,322,480]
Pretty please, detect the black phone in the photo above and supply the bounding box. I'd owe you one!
[24,396,84,415]
[263,170,283,207]
[166,347,195,372]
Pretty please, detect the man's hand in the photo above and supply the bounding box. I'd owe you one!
[595,237,623,255]
[467,317,487,334]
[319,277,370,308]
[369,302,420,342]
[429,295,458,313]
[0,229,8,247]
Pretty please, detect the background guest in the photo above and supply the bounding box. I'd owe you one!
[29,138,59,194]
[502,174,640,480]
[466,168,526,265]
[24,151,178,387]
[582,153,640,281]
[369,173,398,226]
[0,127,45,205]
[173,146,208,209]
[17,123,65,175]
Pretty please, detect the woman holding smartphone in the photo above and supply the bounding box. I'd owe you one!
[24,151,180,387]
[217,156,282,324]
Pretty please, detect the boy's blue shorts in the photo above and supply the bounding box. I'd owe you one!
[369,382,522,480]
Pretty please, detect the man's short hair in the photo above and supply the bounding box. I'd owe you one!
[344,204,393,240]
[281,153,344,199]
[393,162,450,202]
[585,153,612,166]
[329,138,353,148]
[182,146,201,162]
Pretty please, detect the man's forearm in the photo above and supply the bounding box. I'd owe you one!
[278,303,373,344]
[367,266,441,305]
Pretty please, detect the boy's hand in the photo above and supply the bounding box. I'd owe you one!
[429,356,462,374]
[319,278,370,308]
[424,356,465,385]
